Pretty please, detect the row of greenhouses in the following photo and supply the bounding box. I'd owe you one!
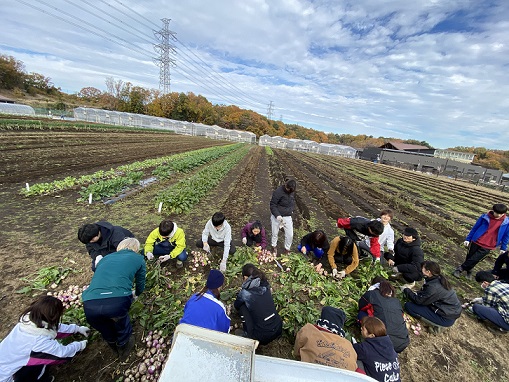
[73,107,257,144]
[258,135,357,157]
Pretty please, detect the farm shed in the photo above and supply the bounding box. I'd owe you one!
[434,149,475,164]
[0,102,35,116]
[319,143,357,158]
[380,141,435,154]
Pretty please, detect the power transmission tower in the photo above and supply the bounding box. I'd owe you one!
[154,18,177,94]
[267,101,274,120]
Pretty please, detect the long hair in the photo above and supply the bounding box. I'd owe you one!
[335,236,354,256]
[20,296,64,331]
[379,280,396,298]
[242,263,267,282]
[311,230,327,248]
[422,260,451,290]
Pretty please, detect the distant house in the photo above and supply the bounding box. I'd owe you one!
[380,141,435,154]
[434,149,475,164]
[0,95,16,104]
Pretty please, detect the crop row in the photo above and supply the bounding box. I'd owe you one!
[20,144,236,197]
[156,145,251,213]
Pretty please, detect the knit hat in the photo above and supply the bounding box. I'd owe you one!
[315,319,346,338]
[403,227,419,238]
[206,269,224,289]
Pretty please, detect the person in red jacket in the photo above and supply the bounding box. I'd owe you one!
[336,216,384,261]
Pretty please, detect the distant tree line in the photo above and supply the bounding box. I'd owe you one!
[1,54,508,171]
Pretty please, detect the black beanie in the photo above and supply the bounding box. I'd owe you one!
[403,227,419,238]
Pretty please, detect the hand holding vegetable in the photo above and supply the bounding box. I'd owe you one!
[242,237,247,245]
[219,260,227,272]
[203,242,210,252]
[146,252,154,260]
[158,255,171,263]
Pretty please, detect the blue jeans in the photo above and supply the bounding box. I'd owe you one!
[297,244,325,259]
[472,303,509,330]
[83,296,133,346]
[404,302,456,327]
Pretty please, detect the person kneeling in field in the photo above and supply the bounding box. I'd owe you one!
[336,216,384,261]
[297,230,330,261]
[82,238,146,360]
[327,236,359,279]
[294,306,357,372]
[354,317,401,382]
[179,269,230,333]
[0,296,89,382]
[196,212,236,272]
[78,221,134,272]
[469,271,509,334]
[144,219,187,268]
[233,264,282,345]
[241,220,267,249]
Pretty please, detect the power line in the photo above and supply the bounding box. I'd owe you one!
[154,18,176,94]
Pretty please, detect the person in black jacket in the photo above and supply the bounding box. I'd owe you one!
[358,277,409,353]
[404,261,462,330]
[297,230,330,261]
[269,179,296,254]
[78,221,134,271]
[234,263,282,345]
[336,216,384,261]
[385,227,424,289]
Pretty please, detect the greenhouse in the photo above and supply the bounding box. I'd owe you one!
[0,103,36,116]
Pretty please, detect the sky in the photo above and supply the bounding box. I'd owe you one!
[1,0,508,150]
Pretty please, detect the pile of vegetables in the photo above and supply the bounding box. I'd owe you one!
[47,284,87,309]
[255,247,277,264]
[189,250,210,271]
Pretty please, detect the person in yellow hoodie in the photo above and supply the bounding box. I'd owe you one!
[144,220,187,268]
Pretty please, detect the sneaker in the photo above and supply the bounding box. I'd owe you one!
[452,267,462,278]
[176,260,183,268]
[465,271,473,280]
[284,249,291,254]
[484,321,509,335]
[118,335,135,361]
[106,341,119,356]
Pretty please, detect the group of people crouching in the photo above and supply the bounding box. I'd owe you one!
[2,202,508,382]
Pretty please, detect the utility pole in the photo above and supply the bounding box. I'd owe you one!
[267,101,274,120]
[154,18,177,94]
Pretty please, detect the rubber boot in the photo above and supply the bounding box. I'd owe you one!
[118,335,135,361]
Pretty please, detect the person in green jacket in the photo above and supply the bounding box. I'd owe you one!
[144,220,187,268]
[82,238,146,360]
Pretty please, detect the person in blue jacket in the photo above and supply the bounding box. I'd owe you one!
[82,237,146,360]
[354,316,401,382]
[297,230,330,261]
[454,203,509,279]
[180,269,230,333]
[234,264,282,345]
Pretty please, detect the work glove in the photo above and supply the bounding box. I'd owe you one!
[158,255,171,263]
[332,268,338,277]
[301,246,307,255]
[220,260,227,272]
[276,216,283,223]
[94,255,103,267]
[78,340,88,351]
[242,237,247,245]
[338,270,346,279]
[146,252,154,260]
[77,326,90,337]
[392,266,399,273]
[501,249,507,255]
[471,297,483,304]
[203,242,210,252]
[132,290,138,301]
[463,241,470,247]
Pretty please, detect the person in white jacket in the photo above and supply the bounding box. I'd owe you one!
[0,295,89,382]
[196,212,236,272]
[364,209,395,262]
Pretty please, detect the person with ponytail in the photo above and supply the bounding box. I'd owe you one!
[403,261,462,329]
[233,263,282,345]
[179,269,230,333]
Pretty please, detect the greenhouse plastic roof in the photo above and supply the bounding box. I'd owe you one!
[0,103,35,115]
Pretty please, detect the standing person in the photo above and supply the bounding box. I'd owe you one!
[180,269,230,333]
[82,238,146,360]
[234,264,282,345]
[0,296,89,382]
[357,277,410,353]
[354,317,401,382]
[385,227,424,289]
[365,209,395,261]
[470,271,509,333]
[196,212,236,272]
[336,216,384,261]
[297,230,330,261]
[78,221,134,271]
[404,261,462,332]
[491,250,509,283]
[294,306,357,372]
[144,219,187,268]
[270,179,296,254]
[241,221,267,249]
[327,236,359,279]
[453,203,509,279]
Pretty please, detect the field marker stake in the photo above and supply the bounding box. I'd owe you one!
[88,193,93,204]
[158,202,163,213]
[25,183,30,191]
